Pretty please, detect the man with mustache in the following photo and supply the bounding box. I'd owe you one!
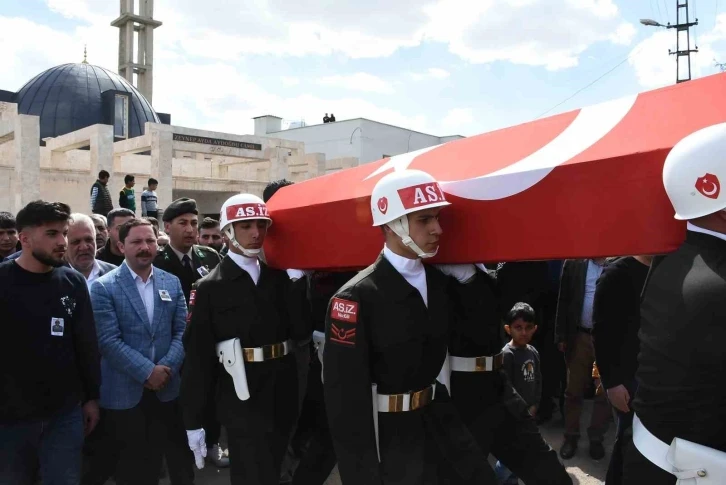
[90,218,194,485]
[66,213,116,287]
[0,200,101,485]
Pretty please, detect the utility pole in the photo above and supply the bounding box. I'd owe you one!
[669,1,699,83]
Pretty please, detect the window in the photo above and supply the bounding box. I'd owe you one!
[114,95,129,139]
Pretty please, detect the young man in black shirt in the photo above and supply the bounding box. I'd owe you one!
[0,200,101,485]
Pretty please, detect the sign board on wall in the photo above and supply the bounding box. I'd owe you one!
[173,133,262,151]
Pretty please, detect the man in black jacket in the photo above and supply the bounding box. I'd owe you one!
[0,201,101,485]
[324,169,495,485]
[555,258,612,460]
[622,124,726,483]
[153,198,221,303]
[593,255,651,485]
[96,208,134,267]
[181,193,311,485]
[90,170,114,218]
[153,197,226,468]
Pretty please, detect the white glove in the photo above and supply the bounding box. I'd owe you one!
[186,429,207,469]
[287,269,315,281]
[434,264,477,283]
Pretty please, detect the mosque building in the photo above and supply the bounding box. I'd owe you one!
[0,0,459,217]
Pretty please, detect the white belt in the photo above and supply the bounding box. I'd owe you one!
[633,414,725,483]
[376,383,436,413]
[450,353,504,372]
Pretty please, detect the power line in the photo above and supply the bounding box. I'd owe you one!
[663,0,670,21]
[654,0,663,23]
[535,45,644,119]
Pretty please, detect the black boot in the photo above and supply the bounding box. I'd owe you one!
[559,438,578,459]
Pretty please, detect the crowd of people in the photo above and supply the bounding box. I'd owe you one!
[1,123,725,485]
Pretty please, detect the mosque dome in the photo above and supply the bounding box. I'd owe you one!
[14,63,159,141]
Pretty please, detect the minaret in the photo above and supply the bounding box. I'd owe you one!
[111,0,162,104]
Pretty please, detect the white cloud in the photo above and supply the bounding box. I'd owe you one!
[281,76,300,86]
[442,108,474,129]
[45,0,637,69]
[411,68,450,81]
[317,73,395,94]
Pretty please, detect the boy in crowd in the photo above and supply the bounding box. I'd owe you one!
[497,302,542,485]
[119,174,136,214]
[141,178,159,219]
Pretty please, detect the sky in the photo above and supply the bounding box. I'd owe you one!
[2,0,726,138]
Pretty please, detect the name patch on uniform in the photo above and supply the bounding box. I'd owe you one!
[197,265,210,278]
[330,323,356,346]
[397,182,446,209]
[330,298,358,324]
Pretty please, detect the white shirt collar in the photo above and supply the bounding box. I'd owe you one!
[383,245,424,276]
[128,264,154,284]
[686,222,726,243]
[227,251,261,284]
[382,245,428,306]
[87,260,101,280]
[170,244,193,262]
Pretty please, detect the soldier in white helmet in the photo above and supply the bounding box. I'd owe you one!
[323,169,497,485]
[621,123,726,484]
[180,193,311,485]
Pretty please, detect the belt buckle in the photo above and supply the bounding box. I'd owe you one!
[410,386,433,410]
[493,352,504,370]
[263,343,283,360]
[474,356,490,372]
[388,394,405,412]
[243,348,255,362]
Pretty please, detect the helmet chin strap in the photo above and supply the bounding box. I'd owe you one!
[224,226,261,258]
[387,216,438,259]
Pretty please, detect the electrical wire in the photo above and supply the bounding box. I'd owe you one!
[655,0,663,23]
[535,44,646,120]
[663,0,670,22]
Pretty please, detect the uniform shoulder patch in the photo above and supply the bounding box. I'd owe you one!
[330,297,358,324]
[329,297,359,347]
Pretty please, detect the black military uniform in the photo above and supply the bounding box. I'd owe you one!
[622,231,726,484]
[446,267,572,485]
[324,254,495,485]
[181,256,311,485]
[154,244,221,302]
[152,198,222,303]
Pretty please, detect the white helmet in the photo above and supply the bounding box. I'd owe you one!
[219,193,272,257]
[664,123,726,220]
[370,169,450,258]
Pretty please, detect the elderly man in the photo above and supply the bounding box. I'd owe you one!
[91,218,194,485]
[65,213,116,286]
[90,214,109,250]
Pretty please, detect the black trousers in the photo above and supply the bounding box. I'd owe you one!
[104,391,194,485]
[462,400,571,485]
[291,356,337,485]
[227,427,290,485]
[621,434,676,485]
[203,372,221,446]
[81,409,116,485]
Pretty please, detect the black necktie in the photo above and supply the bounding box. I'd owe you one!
[182,254,195,278]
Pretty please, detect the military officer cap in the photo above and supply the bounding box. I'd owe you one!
[162,197,199,222]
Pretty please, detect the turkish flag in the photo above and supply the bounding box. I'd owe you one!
[265,73,726,270]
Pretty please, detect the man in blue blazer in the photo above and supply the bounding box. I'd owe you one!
[90,218,194,485]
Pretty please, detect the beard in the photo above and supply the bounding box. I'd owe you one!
[33,248,65,267]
